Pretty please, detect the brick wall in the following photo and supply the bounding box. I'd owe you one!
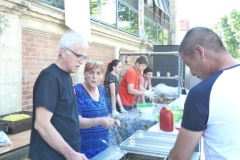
[22,31,60,111]
[119,49,137,75]
[87,43,115,85]
[22,34,115,110]
[88,42,115,72]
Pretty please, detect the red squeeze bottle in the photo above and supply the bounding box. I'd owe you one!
[160,107,173,132]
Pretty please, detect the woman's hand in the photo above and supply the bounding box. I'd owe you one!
[99,117,115,128]
[114,119,121,127]
[98,117,121,128]
[112,109,120,118]
[120,107,128,113]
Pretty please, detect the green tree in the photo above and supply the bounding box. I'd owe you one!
[213,9,240,59]
[90,0,107,16]
[118,1,138,34]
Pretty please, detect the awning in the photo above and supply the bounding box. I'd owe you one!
[154,0,171,17]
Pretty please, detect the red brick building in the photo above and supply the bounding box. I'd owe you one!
[0,0,175,114]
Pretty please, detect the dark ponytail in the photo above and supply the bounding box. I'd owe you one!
[104,59,121,81]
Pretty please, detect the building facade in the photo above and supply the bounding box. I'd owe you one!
[0,0,176,114]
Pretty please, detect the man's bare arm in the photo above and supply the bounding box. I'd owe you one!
[168,127,203,160]
[35,107,88,160]
[127,84,144,95]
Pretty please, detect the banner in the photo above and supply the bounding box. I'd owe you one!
[65,0,91,42]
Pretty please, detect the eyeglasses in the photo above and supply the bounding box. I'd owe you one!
[65,48,88,61]
[87,60,104,65]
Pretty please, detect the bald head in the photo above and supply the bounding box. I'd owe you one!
[179,27,227,58]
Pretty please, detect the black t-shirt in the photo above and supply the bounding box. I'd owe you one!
[29,64,80,160]
[104,73,119,98]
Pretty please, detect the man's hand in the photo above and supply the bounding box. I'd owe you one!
[67,152,88,160]
[112,109,120,118]
[144,90,157,99]
[75,153,88,160]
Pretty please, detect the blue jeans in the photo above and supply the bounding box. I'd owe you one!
[123,105,133,111]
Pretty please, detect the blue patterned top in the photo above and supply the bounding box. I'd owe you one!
[74,84,109,159]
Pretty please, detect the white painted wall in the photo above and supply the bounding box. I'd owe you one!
[0,13,22,114]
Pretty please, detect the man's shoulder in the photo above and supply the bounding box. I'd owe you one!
[190,73,219,96]
[36,64,69,86]
[124,67,136,75]
[40,64,57,76]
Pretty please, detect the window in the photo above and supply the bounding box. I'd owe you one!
[158,25,163,44]
[90,0,116,27]
[121,0,138,10]
[144,4,154,21]
[162,0,170,17]
[118,1,139,35]
[163,29,169,45]
[144,17,157,43]
[39,0,64,9]
[156,8,161,24]
[38,0,170,44]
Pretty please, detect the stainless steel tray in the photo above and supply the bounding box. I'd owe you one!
[119,130,178,157]
[131,130,177,139]
[120,137,173,154]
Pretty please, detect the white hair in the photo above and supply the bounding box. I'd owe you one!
[58,30,88,56]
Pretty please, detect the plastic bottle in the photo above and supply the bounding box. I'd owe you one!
[160,107,173,132]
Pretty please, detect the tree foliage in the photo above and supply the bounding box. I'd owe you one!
[118,2,138,34]
[213,9,240,59]
[90,0,138,34]
[90,0,107,16]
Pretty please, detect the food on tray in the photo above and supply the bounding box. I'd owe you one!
[156,98,174,104]
[2,114,30,121]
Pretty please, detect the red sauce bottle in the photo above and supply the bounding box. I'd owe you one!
[160,107,173,132]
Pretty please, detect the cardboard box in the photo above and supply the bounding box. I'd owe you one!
[0,111,32,134]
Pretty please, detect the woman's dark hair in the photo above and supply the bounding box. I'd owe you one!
[104,59,121,80]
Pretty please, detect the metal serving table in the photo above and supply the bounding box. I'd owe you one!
[92,95,201,160]
[91,130,199,160]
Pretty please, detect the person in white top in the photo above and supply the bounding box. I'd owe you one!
[167,27,240,160]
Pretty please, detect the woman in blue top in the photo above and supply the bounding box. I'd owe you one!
[74,60,120,159]
[104,59,128,118]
